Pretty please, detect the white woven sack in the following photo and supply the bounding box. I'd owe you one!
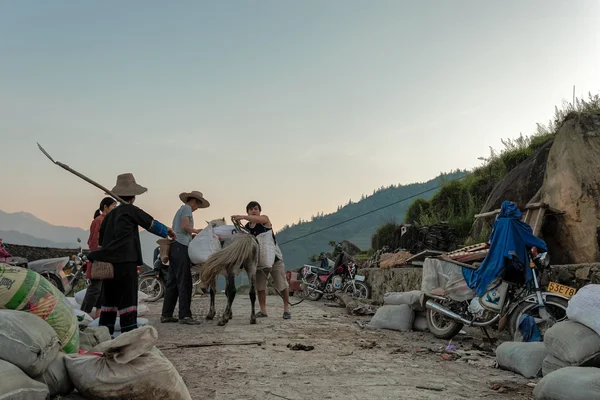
[566,284,600,336]
[188,224,221,264]
[256,231,282,269]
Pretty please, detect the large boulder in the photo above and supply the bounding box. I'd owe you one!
[540,113,600,263]
[471,139,553,239]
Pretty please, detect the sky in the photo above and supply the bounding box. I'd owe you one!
[1,1,599,233]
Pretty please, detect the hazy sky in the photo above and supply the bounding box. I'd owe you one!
[1,1,599,233]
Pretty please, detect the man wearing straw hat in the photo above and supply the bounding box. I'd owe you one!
[161,190,210,325]
[88,173,176,335]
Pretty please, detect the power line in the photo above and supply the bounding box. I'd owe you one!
[278,175,467,246]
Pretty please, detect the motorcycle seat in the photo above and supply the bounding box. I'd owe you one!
[313,267,331,276]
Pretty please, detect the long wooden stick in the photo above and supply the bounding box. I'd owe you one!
[158,340,265,350]
[37,143,126,204]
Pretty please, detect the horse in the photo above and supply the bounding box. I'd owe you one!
[200,233,260,326]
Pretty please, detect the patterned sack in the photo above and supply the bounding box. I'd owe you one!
[0,264,79,353]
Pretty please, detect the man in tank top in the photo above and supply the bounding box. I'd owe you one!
[232,201,291,319]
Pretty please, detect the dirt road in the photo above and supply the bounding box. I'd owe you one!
[145,295,534,400]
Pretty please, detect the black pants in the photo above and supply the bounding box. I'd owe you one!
[161,241,193,319]
[99,262,138,335]
[80,279,103,314]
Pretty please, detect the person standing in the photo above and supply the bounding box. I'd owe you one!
[232,201,291,319]
[161,191,210,325]
[81,197,117,318]
[88,173,176,335]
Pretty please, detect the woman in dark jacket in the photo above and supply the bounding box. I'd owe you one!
[88,173,176,335]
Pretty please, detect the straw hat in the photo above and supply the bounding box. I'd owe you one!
[179,191,210,208]
[110,173,148,197]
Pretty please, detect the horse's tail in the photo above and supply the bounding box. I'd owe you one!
[200,234,259,284]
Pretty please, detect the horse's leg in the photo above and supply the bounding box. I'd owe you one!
[206,278,216,320]
[249,272,257,325]
[218,273,236,326]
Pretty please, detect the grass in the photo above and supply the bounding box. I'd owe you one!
[401,92,600,245]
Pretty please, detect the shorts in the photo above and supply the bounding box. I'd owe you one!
[256,259,289,292]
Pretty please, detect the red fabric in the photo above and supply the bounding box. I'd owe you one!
[88,214,105,252]
[86,214,105,279]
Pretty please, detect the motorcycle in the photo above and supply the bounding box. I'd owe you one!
[28,238,88,295]
[424,247,569,341]
[138,252,204,302]
[301,260,371,301]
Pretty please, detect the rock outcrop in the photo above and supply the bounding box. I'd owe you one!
[540,113,600,263]
[471,139,553,239]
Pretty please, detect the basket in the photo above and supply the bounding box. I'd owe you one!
[90,261,114,280]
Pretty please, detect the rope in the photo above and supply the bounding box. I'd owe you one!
[278,174,467,246]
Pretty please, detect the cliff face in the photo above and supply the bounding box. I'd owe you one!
[4,243,79,262]
[540,113,600,263]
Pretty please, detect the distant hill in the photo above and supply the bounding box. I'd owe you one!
[0,210,159,267]
[276,170,466,269]
[0,230,75,248]
[0,170,466,274]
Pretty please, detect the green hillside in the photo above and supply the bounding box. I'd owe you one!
[275,170,467,269]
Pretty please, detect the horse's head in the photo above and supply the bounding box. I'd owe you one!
[206,217,227,228]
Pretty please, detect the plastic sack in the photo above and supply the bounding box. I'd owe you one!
[544,321,600,365]
[0,309,61,377]
[188,224,221,264]
[138,303,150,316]
[542,354,569,376]
[367,305,414,332]
[496,341,546,378]
[213,225,240,240]
[566,284,600,336]
[0,265,79,353]
[533,367,600,400]
[33,353,73,396]
[383,290,424,311]
[79,326,112,351]
[412,311,429,332]
[421,258,476,301]
[65,326,192,400]
[256,231,283,269]
[0,359,50,400]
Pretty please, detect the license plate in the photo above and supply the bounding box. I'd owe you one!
[354,275,365,282]
[548,281,577,298]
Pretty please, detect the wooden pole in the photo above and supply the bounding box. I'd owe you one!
[37,143,127,204]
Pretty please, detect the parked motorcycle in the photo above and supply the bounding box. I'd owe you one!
[28,238,88,295]
[138,250,204,302]
[301,260,371,301]
[424,247,569,341]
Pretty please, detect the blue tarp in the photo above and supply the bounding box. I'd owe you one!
[463,201,548,296]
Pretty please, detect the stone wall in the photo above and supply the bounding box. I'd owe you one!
[4,243,80,262]
[362,263,600,303]
[542,263,600,289]
[361,267,423,303]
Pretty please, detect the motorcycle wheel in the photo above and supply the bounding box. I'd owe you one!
[507,295,568,341]
[343,281,371,299]
[426,299,464,340]
[305,275,323,301]
[138,276,165,302]
[43,273,64,293]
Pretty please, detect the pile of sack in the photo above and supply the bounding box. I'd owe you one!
[0,264,80,353]
[494,284,600,399]
[366,290,428,332]
[0,309,191,399]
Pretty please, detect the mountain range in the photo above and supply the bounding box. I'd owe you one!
[0,170,465,269]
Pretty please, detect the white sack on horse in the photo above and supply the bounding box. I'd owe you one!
[188,223,221,264]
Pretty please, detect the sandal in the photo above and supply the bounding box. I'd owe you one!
[256,311,268,318]
[283,312,291,320]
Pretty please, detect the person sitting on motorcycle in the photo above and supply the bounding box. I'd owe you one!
[318,252,329,270]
